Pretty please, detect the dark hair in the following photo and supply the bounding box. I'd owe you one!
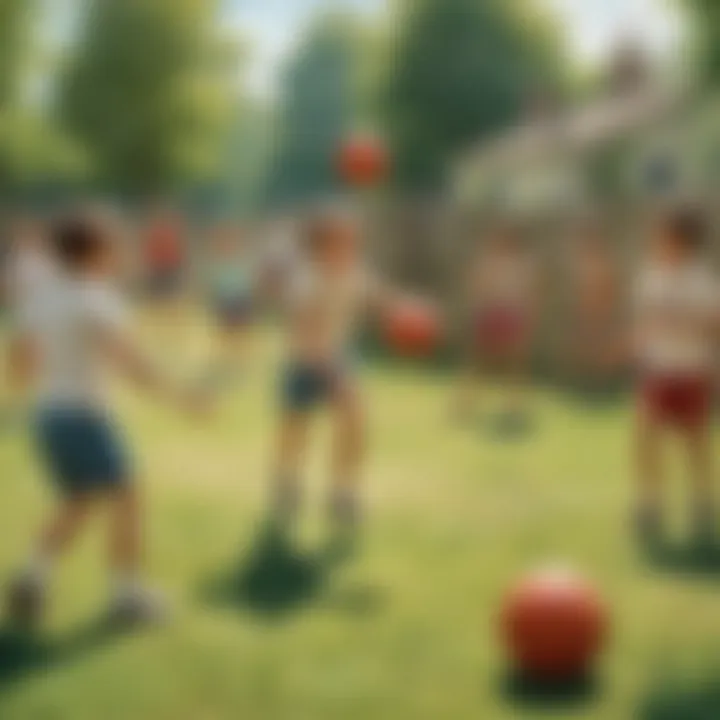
[50,212,106,268]
[663,207,706,251]
[302,206,354,255]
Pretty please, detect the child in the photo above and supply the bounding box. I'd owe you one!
[633,207,719,545]
[270,206,402,533]
[203,222,256,383]
[563,223,622,387]
[259,216,301,310]
[143,205,185,303]
[5,208,204,629]
[455,223,539,424]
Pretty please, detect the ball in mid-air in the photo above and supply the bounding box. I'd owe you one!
[337,134,389,187]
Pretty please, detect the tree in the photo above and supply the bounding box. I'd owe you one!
[218,98,273,216]
[58,0,240,196]
[0,0,85,195]
[264,11,361,207]
[379,0,566,192]
[681,0,720,86]
[0,0,35,109]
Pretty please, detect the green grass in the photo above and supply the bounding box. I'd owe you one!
[1,328,719,719]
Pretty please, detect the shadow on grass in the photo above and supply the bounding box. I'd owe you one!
[639,673,720,719]
[560,378,630,409]
[500,668,600,710]
[483,411,537,442]
[644,542,720,580]
[0,619,118,692]
[202,523,376,620]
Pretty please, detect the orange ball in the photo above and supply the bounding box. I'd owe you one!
[337,135,389,187]
[501,567,608,679]
[384,302,442,357]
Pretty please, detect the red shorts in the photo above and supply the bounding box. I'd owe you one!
[474,307,528,357]
[641,374,714,429]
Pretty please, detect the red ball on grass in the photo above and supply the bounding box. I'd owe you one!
[501,566,608,680]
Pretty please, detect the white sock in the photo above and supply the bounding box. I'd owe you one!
[19,551,53,587]
[329,485,360,521]
[273,473,300,504]
[692,500,716,525]
[112,573,143,603]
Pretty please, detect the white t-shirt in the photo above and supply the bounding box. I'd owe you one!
[5,247,57,320]
[634,261,719,374]
[285,261,379,363]
[21,276,129,407]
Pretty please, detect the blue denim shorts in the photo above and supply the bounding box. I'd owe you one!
[281,359,357,412]
[34,406,131,496]
[212,295,253,328]
[147,268,182,298]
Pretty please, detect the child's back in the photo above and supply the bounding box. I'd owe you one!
[24,275,126,408]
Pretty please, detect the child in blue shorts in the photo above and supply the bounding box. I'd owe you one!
[270,205,415,535]
[203,222,257,383]
[4,207,205,629]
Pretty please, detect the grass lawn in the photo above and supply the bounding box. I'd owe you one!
[1,325,719,719]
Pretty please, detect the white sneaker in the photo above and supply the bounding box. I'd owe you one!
[329,490,361,529]
[272,482,302,525]
[107,587,170,628]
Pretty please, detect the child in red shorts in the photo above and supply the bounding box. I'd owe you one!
[454,223,539,424]
[633,206,719,546]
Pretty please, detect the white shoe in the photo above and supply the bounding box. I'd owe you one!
[107,587,170,628]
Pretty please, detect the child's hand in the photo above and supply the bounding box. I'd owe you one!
[180,385,216,420]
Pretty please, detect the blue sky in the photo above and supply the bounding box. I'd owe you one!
[223,0,680,98]
[222,0,385,96]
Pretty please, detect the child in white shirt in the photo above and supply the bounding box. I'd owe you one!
[5,208,205,629]
[633,207,719,545]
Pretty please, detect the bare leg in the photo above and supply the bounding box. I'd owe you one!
[635,404,664,541]
[328,381,365,526]
[8,495,94,626]
[454,362,481,421]
[330,383,364,489]
[271,411,311,521]
[504,353,528,415]
[32,495,95,573]
[108,486,142,579]
[106,485,169,624]
[221,326,251,377]
[684,425,716,538]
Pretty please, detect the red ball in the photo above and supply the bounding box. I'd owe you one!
[337,135,388,187]
[501,567,607,680]
[384,302,442,357]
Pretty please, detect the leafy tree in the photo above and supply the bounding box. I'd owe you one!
[59,0,239,196]
[380,0,566,192]
[681,0,720,86]
[0,0,35,109]
[219,99,273,215]
[0,0,84,194]
[0,108,91,193]
[264,11,361,207]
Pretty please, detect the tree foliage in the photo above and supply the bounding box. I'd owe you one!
[264,12,361,208]
[0,0,35,108]
[681,0,720,86]
[59,0,240,196]
[380,0,567,192]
